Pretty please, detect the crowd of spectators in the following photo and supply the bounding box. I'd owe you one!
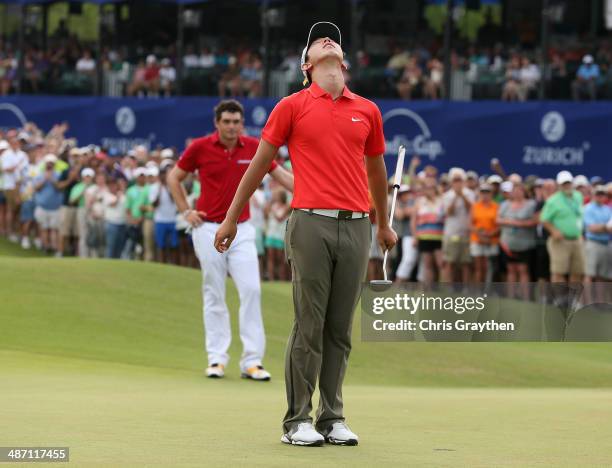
[378,156,612,303]
[381,39,612,101]
[0,123,296,280]
[1,122,611,299]
[3,32,612,101]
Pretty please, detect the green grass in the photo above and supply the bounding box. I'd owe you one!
[2,250,612,466]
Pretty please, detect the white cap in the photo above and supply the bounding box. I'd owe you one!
[448,167,466,181]
[501,181,513,193]
[134,167,147,178]
[18,131,30,141]
[43,153,58,164]
[160,148,174,159]
[487,175,503,184]
[145,161,158,169]
[398,184,411,194]
[556,170,573,185]
[583,54,594,64]
[573,174,589,188]
[146,54,156,64]
[81,167,95,178]
[160,158,174,170]
[147,166,159,177]
[0,140,8,150]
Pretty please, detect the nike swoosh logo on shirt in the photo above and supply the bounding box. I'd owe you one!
[351,117,362,122]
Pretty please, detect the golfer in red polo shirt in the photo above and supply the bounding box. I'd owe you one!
[214,23,396,446]
[168,99,293,381]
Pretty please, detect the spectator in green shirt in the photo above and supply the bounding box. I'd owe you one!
[540,171,585,283]
[69,167,95,257]
[124,167,148,259]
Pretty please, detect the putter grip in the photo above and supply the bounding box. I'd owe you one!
[393,146,406,187]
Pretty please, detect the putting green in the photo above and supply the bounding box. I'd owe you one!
[2,251,612,465]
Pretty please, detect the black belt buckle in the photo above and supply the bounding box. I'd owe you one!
[338,210,353,220]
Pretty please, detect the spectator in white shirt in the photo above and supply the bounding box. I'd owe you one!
[199,47,216,69]
[159,58,176,97]
[149,166,178,264]
[103,177,127,259]
[76,50,96,76]
[1,130,28,241]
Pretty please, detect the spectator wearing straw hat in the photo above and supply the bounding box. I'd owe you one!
[442,167,475,282]
[33,154,63,254]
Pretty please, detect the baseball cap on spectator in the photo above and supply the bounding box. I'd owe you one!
[398,184,411,194]
[501,181,513,193]
[439,173,449,183]
[480,183,493,192]
[127,150,137,159]
[134,167,148,178]
[301,21,342,85]
[466,170,478,180]
[81,167,95,178]
[0,140,9,150]
[556,170,573,185]
[147,166,159,177]
[18,131,30,142]
[449,167,466,181]
[487,174,503,184]
[590,176,603,186]
[508,173,522,184]
[583,54,594,64]
[160,148,174,159]
[160,159,174,170]
[573,174,589,188]
[594,185,606,195]
[534,178,545,187]
[146,54,157,64]
[43,154,58,164]
[145,161,158,169]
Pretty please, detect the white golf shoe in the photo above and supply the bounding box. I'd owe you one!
[205,363,225,378]
[281,422,324,447]
[323,422,359,446]
[241,365,271,381]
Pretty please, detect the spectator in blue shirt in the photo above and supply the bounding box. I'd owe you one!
[572,55,600,101]
[33,154,64,254]
[583,186,612,302]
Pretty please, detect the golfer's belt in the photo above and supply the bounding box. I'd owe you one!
[299,208,369,220]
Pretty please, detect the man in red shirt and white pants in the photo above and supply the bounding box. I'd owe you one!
[215,23,396,446]
[168,99,293,381]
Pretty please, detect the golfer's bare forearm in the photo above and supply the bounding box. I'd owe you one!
[366,155,389,228]
[168,167,190,213]
[226,140,278,223]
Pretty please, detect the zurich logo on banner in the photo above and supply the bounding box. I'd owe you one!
[523,110,590,167]
[115,106,136,135]
[540,111,566,143]
[382,108,444,161]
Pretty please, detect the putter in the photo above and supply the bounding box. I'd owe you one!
[370,144,406,287]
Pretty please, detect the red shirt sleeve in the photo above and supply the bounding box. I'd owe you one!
[261,97,293,148]
[177,139,202,173]
[364,102,385,157]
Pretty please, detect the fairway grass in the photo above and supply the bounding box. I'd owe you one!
[3,350,612,467]
[2,255,612,466]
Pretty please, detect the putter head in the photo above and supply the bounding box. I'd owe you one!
[369,279,393,292]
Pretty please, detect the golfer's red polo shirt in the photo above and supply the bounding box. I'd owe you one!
[177,132,277,223]
[262,82,385,212]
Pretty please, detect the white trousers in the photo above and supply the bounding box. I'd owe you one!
[192,222,265,371]
[395,236,419,280]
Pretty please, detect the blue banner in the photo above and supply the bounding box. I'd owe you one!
[0,96,610,180]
